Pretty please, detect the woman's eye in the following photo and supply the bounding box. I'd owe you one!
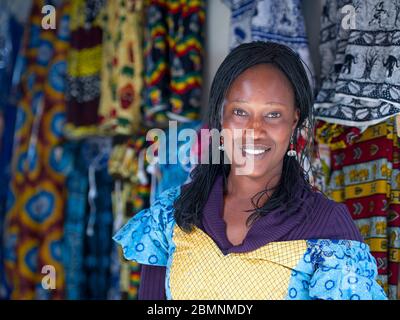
[233,109,248,117]
[266,112,281,118]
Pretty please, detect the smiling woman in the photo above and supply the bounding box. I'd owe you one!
[113,41,387,300]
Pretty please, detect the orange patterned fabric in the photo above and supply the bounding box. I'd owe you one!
[3,0,71,299]
[316,117,400,299]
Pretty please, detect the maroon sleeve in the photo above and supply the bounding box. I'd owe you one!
[138,264,167,300]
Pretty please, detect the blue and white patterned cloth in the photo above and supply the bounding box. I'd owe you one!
[223,0,315,87]
[287,239,387,300]
[315,0,400,129]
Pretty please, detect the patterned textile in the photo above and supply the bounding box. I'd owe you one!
[64,0,104,138]
[83,151,114,299]
[109,133,153,299]
[98,0,144,136]
[3,0,71,299]
[107,241,122,300]
[222,0,256,49]
[113,186,387,300]
[316,117,400,299]
[128,261,141,299]
[62,137,114,300]
[62,142,87,300]
[141,0,205,128]
[152,120,201,199]
[0,0,31,300]
[315,0,400,128]
[0,1,31,215]
[223,0,314,84]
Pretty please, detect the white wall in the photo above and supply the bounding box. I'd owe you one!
[202,0,323,119]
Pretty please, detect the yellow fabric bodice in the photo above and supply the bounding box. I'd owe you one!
[169,225,307,300]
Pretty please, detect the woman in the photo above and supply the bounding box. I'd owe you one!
[113,41,387,300]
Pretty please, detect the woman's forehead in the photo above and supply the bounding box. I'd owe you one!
[225,64,295,106]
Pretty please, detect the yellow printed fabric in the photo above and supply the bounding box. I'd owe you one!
[316,117,400,300]
[98,0,143,136]
[3,0,71,299]
[65,0,104,138]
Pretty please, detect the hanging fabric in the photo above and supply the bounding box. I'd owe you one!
[64,0,105,139]
[62,142,87,299]
[223,0,315,84]
[0,0,33,300]
[108,131,152,299]
[141,0,205,128]
[315,0,400,129]
[62,137,114,300]
[97,0,144,136]
[3,0,71,299]
[83,137,114,299]
[316,117,400,300]
[151,120,201,200]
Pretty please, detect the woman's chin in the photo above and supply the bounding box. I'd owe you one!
[230,167,270,178]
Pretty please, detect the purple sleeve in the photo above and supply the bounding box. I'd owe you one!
[138,264,166,300]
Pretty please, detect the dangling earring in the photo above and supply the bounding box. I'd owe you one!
[287,135,296,157]
[218,137,224,151]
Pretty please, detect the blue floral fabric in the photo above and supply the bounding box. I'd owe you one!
[113,186,180,267]
[287,239,387,300]
[113,186,387,300]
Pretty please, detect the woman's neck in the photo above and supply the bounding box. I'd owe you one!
[226,171,281,201]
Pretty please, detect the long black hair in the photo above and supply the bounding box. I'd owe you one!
[174,41,316,232]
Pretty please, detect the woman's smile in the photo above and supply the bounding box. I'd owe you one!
[241,144,272,159]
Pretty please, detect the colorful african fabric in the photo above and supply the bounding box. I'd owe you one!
[109,132,153,299]
[64,0,104,138]
[0,0,32,300]
[3,0,71,299]
[83,148,114,300]
[316,117,400,300]
[223,0,314,84]
[315,0,400,129]
[62,137,114,300]
[114,181,387,300]
[141,0,205,128]
[98,0,144,136]
[62,142,87,300]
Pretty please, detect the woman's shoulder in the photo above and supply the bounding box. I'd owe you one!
[300,189,364,242]
[112,185,181,266]
[289,238,388,300]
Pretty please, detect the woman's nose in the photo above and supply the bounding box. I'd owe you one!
[246,117,267,140]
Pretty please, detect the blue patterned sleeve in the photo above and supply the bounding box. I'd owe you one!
[307,239,388,300]
[112,187,180,267]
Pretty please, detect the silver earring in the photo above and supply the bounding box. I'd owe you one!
[218,144,224,151]
[287,135,296,157]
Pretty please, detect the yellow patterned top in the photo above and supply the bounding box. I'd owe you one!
[170,225,307,300]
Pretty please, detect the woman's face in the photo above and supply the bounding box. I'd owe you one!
[221,63,299,179]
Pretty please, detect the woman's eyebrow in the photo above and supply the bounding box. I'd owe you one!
[229,99,288,107]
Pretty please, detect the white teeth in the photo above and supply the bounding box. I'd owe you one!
[243,148,268,155]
